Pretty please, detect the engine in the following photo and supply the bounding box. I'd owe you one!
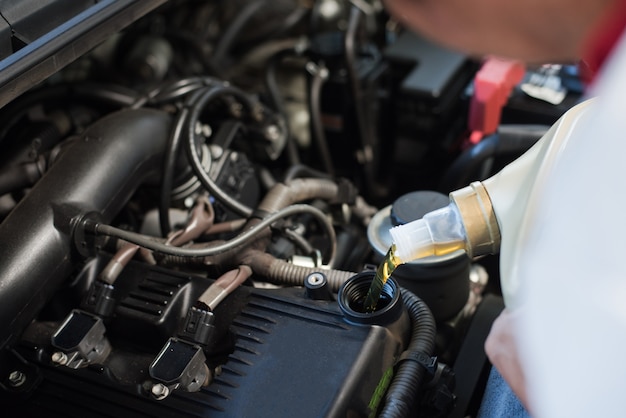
[0,1,582,417]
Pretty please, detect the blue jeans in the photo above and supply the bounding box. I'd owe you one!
[477,367,531,418]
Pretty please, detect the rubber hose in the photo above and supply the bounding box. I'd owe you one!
[439,124,548,192]
[241,249,354,291]
[267,259,353,291]
[283,163,332,182]
[258,178,339,214]
[308,64,335,176]
[378,288,437,418]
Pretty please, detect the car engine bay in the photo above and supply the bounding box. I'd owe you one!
[0,1,583,417]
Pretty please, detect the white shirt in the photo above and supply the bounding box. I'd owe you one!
[515,30,626,417]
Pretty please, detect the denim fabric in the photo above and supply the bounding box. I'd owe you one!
[477,367,531,418]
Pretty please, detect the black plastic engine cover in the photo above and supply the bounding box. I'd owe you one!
[7,260,407,418]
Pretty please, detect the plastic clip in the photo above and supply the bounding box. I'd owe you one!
[397,350,438,375]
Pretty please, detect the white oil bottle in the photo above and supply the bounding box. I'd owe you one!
[390,99,594,308]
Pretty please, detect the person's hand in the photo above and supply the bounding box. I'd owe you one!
[484,308,532,413]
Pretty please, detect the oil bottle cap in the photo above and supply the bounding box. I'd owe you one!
[389,218,434,263]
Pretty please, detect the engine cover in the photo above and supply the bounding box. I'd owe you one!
[6,259,408,418]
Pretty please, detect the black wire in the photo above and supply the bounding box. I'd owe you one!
[93,203,337,265]
[308,64,335,176]
[184,85,258,218]
[73,83,141,108]
[159,85,219,237]
[148,77,221,104]
[159,85,224,237]
[159,107,190,237]
[212,0,267,71]
[344,5,378,186]
[283,228,315,255]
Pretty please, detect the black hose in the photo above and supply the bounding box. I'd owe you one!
[439,134,499,192]
[308,63,335,175]
[72,83,141,108]
[379,288,437,418]
[283,228,315,255]
[212,0,267,70]
[159,107,190,237]
[439,124,548,192]
[147,77,219,104]
[160,84,227,237]
[149,81,203,104]
[184,85,259,218]
[158,86,210,237]
[344,5,377,186]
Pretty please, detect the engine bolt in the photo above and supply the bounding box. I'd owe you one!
[8,371,26,387]
[51,351,68,366]
[307,272,325,285]
[151,383,170,400]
